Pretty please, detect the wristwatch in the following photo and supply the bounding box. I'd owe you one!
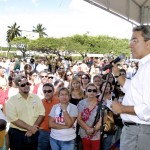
[114,72,122,78]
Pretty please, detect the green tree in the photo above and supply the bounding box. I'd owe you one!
[6,22,21,53]
[27,34,130,59]
[11,37,29,58]
[28,37,61,53]
[32,24,47,38]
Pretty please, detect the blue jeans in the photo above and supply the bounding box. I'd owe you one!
[50,136,75,150]
[103,134,114,150]
[37,129,51,150]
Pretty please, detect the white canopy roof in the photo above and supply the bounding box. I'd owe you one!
[84,0,150,25]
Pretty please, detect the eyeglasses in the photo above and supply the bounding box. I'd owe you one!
[82,77,88,79]
[59,68,64,69]
[43,90,53,93]
[33,74,37,77]
[87,89,97,93]
[20,82,31,87]
[67,74,72,76]
[40,76,48,78]
[48,76,54,79]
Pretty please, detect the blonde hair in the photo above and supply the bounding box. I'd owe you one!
[69,76,84,97]
[86,83,97,91]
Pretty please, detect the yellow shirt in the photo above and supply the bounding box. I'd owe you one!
[5,93,45,131]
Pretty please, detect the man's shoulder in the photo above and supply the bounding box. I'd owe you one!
[29,93,41,99]
[6,93,20,107]
[8,93,20,101]
[8,93,40,101]
[52,97,59,104]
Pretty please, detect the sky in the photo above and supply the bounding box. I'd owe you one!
[0,0,134,47]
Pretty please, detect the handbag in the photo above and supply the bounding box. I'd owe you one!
[104,110,116,132]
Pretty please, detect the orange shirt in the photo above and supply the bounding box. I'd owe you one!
[40,97,59,131]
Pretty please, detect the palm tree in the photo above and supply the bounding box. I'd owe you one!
[32,23,47,38]
[6,22,21,52]
[7,22,21,43]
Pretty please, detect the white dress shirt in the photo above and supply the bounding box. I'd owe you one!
[121,54,150,124]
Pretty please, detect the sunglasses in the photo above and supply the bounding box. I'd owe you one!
[87,89,97,93]
[67,74,72,76]
[48,76,54,79]
[41,76,48,78]
[43,90,53,93]
[20,82,30,87]
[59,68,64,69]
[82,77,88,79]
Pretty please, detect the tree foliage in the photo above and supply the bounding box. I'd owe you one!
[11,37,29,58]
[32,24,47,38]
[6,22,21,53]
[27,34,130,58]
[7,22,21,43]
[28,37,61,55]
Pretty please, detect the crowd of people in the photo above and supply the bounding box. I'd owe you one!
[1,25,148,150]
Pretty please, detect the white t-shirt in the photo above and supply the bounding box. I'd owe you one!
[49,103,78,141]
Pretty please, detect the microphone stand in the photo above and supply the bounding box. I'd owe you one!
[92,69,113,150]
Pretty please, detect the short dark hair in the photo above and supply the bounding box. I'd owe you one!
[43,83,54,91]
[14,74,27,86]
[100,81,112,93]
[29,70,37,76]
[54,79,64,86]
[120,69,126,75]
[133,25,150,41]
[93,75,101,81]
[30,58,35,63]
[0,119,7,131]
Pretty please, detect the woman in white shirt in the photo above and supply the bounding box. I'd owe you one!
[49,87,78,150]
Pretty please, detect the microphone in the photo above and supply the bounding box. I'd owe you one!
[102,54,125,71]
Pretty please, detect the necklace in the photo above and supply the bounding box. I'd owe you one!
[88,100,97,108]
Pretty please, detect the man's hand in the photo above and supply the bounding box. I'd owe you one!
[25,130,32,137]
[112,100,123,114]
[112,63,120,76]
[28,125,39,134]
